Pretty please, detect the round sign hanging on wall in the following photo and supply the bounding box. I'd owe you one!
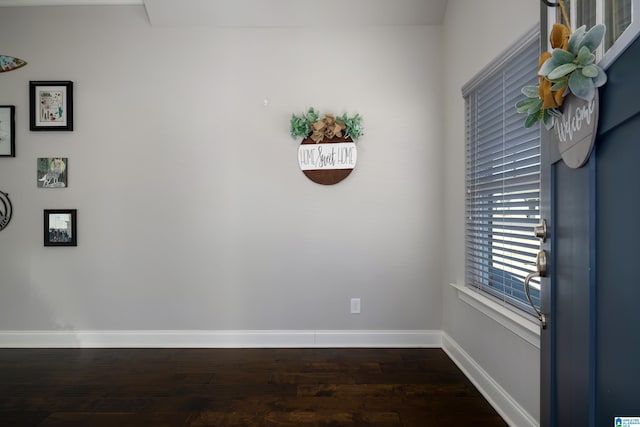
[0,190,13,232]
[554,91,599,169]
[298,136,357,185]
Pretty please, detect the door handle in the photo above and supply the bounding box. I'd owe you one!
[525,249,547,329]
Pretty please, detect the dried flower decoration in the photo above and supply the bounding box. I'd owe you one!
[290,108,364,143]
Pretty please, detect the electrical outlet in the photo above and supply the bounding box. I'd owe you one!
[350,298,361,314]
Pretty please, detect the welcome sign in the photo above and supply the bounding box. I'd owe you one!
[298,142,357,170]
[554,91,599,169]
[298,138,357,185]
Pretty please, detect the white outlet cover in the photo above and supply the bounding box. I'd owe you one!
[350,298,361,314]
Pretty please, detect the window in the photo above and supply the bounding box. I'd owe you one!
[463,27,541,315]
[550,0,639,68]
[603,0,633,48]
[566,0,632,50]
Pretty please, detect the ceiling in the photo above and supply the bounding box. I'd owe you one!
[0,0,448,27]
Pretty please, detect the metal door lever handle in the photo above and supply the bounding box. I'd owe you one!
[525,249,548,329]
[525,272,547,329]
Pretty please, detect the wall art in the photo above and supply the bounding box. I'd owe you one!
[0,106,15,157]
[0,55,27,73]
[515,21,606,168]
[0,190,12,232]
[30,81,73,131]
[290,108,363,185]
[44,209,77,246]
[37,157,68,188]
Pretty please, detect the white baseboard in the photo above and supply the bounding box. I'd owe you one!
[441,332,539,427]
[0,329,441,348]
[315,330,441,347]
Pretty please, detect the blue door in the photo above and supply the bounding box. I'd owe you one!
[540,24,640,427]
[593,33,640,425]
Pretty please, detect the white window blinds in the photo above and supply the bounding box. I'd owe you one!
[463,28,542,313]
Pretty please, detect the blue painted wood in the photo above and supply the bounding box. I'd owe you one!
[547,166,558,427]
[594,33,640,426]
[595,112,640,425]
[539,12,558,426]
[598,35,640,136]
[553,159,592,427]
[541,14,640,427]
[588,155,597,427]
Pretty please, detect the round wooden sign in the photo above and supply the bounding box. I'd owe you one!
[297,136,357,185]
[0,190,13,232]
[554,91,599,169]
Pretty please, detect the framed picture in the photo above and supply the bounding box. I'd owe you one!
[30,81,73,131]
[44,209,77,246]
[0,105,15,157]
[37,158,68,188]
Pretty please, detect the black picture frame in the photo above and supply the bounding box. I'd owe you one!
[44,209,77,246]
[0,105,15,157]
[30,81,73,131]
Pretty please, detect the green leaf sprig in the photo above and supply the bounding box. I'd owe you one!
[538,24,607,102]
[338,113,364,141]
[516,85,558,130]
[516,24,607,129]
[290,107,319,139]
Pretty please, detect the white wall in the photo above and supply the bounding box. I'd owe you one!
[0,6,444,332]
[441,0,541,424]
[0,1,546,422]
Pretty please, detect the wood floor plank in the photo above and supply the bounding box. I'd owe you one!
[0,348,507,426]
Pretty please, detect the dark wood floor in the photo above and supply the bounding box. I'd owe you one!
[0,348,507,426]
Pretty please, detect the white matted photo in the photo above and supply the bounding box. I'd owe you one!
[0,105,15,157]
[30,81,73,131]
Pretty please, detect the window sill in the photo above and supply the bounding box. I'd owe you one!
[449,283,540,349]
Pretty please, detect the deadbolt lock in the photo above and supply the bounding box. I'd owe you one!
[534,219,547,243]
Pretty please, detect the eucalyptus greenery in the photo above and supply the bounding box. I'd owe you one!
[338,112,364,141]
[540,24,607,101]
[290,107,319,139]
[517,24,607,129]
[516,86,559,130]
[290,108,364,141]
